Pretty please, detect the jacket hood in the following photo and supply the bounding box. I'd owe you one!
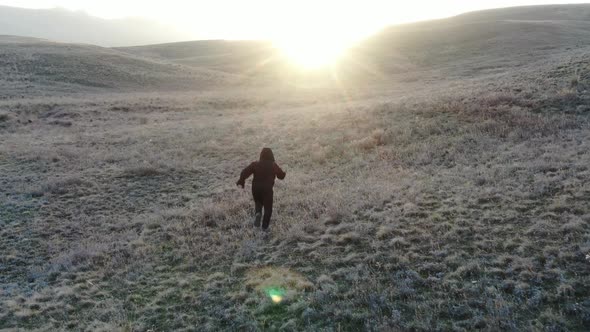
[259,148,275,162]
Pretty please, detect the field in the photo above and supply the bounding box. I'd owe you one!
[2,5,590,331]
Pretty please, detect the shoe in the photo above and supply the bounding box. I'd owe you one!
[254,213,262,227]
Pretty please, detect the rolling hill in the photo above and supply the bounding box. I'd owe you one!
[116,4,590,83]
[117,40,285,81]
[355,4,590,78]
[453,3,590,22]
[2,4,590,97]
[0,36,234,98]
[0,5,191,47]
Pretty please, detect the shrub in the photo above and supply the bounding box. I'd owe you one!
[350,128,387,151]
[42,176,94,195]
[481,91,518,107]
[376,225,396,239]
[310,143,329,164]
[0,111,10,122]
[122,165,161,177]
[570,71,580,89]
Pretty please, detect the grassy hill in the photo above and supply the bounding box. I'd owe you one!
[0,6,191,47]
[453,4,590,22]
[1,4,590,331]
[5,4,590,97]
[352,5,590,79]
[0,36,234,98]
[118,5,590,84]
[118,40,276,71]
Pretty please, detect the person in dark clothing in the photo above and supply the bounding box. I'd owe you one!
[236,148,286,230]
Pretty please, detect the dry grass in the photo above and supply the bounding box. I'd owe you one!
[2,10,590,331]
[2,70,589,330]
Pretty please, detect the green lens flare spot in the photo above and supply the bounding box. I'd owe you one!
[265,287,286,304]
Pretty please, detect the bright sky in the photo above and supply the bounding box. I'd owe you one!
[1,0,587,67]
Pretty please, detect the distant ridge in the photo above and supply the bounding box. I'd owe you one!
[0,36,234,97]
[0,6,192,47]
[453,4,590,22]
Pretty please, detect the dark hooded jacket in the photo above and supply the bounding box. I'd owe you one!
[237,148,286,189]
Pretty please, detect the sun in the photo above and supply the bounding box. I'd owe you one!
[272,21,362,70]
[262,1,389,70]
[274,36,350,69]
[266,1,389,70]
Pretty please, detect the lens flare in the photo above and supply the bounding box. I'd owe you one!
[266,287,286,304]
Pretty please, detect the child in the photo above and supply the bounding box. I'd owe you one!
[236,148,286,230]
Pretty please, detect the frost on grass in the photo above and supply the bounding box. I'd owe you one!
[3,23,590,331]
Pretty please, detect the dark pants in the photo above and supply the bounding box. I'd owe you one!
[252,185,273,229]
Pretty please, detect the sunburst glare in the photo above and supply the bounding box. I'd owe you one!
[274,34,353,69]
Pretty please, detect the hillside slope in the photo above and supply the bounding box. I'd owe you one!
[117,40,284,80]
[1,46,589,331]
[454,4,590,22]
[118,5,590,82]
[4,4,587,96]
[0,6,191,47]
[0,36,232,97]
[118,40,274,67]
[352,4,590,79]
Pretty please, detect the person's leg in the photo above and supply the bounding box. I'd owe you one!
[261,189,273,230]
[252,187,263,227]
[254,201,262,227]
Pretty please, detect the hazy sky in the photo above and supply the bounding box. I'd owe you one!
[0,0,588,40]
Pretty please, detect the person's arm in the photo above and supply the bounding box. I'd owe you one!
[236,162,256,188]
[274,162,286,180]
